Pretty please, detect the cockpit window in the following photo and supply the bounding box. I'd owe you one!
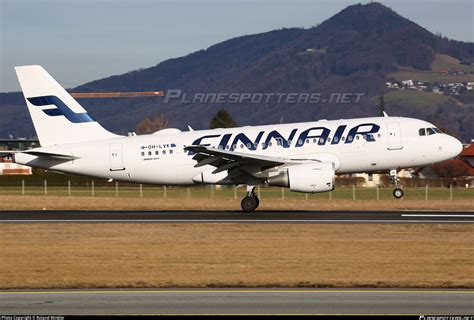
[420,127,442,136]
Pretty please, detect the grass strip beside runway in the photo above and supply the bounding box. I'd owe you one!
[0,195,473,211]
[1,223,473,289]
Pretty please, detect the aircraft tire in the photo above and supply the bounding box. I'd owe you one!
[393,188,404,199]
[241,196,258,212]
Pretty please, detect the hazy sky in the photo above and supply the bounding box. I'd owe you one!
[1,0,473,92]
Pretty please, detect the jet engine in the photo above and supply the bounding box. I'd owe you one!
[267,162,335,193]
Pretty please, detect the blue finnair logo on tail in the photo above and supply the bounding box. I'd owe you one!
[27,95,95,123]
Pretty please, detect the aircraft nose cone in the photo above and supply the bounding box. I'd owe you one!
[447,136,463,158]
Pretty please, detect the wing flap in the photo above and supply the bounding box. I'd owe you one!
[185,145,287,166]
[184,145,288,179]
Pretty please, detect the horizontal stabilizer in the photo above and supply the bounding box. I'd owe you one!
[0,151,22,156]
[23,151,79,160]
[0,150,79,161]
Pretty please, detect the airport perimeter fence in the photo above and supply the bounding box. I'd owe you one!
[0,174,472,201]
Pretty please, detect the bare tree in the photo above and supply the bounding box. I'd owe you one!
[136,113,169,134]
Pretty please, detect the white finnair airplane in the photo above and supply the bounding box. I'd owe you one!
[7,65,463,212]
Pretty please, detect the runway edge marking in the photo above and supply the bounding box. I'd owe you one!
[1,219,474,223]
[1,289,474,295]
[402,214,474,217]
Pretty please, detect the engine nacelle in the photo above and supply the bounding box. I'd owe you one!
[268,162,335,193]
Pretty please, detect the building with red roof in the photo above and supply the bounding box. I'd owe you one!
[460,144,474,165]
[414,144,474,187]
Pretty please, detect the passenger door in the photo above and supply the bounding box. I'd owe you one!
[110,143,125,171]
[387,122,403,150]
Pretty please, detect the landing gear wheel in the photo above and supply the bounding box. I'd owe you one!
[393,188,404,199]
[390,169,404,199]
[241,196,258,213]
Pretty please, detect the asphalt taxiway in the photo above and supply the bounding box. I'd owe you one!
[0,210,473,223]
[1,289,473,315]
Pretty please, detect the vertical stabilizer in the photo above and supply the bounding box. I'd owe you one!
[15,65,119,146]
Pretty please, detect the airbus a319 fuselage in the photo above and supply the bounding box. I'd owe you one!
[9,66,463,212]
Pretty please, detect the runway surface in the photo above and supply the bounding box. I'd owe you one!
[1,289,473,315]
[0,210,473,223]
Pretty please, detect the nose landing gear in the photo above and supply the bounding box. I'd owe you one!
[241,186,260,212]
[390,169,404,199]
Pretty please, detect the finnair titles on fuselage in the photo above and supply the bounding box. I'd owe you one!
[10,66,463,212]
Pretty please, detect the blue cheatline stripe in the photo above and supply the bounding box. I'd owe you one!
[27,95,95,123]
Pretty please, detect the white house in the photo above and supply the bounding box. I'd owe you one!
[0,157,32,175]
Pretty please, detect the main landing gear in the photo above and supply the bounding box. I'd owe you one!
[241,186,260,212]
[390,169,404,199]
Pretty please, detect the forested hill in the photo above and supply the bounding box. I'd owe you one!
[1,2,473,140]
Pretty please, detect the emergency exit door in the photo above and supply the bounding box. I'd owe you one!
[110,143,125,171]
[387,122,403,150]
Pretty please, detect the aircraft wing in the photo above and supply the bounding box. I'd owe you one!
[184,145,310,175]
